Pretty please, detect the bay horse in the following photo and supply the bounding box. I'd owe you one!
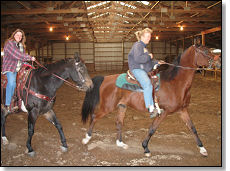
[81,44,219,157]
[1,53,93,156]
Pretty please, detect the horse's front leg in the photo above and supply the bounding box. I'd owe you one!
[1,106,9,145]
[142,111,167,157]
[116,104,128,149]
[26,108,39,157]
[44,109,68,152]
[179,108,208,157]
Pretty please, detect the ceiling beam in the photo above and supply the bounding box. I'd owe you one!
[22,27,207,33]
[13,23,216,29]
[2,16,221,24]
[201,26,221,35]
[1,7,220,15]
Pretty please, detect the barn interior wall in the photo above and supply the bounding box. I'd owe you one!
[34,41,177,71]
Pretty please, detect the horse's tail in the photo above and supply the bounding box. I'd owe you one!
[81,76,104,124]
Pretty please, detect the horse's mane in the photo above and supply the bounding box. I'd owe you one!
[160,54,181,81]
[34,59,71,76]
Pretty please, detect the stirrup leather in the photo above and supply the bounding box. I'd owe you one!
[127,70,136,80]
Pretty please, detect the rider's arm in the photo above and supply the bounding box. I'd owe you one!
[133,43,151,64]
[4,40,33,61]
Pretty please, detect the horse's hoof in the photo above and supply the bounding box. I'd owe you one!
[28,151,36,157]
[199,147,208,157]
[159,109,164,114]
[60,146,68,152]
[82,134,91,145]
[144,152,151,157]
[2,137,9,145]
[116,140,129,149]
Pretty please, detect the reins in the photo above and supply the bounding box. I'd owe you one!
[162,46,213,71]
[34,60,81,90]
[162,62,208,71]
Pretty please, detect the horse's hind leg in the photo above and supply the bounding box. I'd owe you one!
[44,110,68,152]
[82,113,95,144]
[82,110,107,145]
[116,104,128,149]
[142,111,168,157]
[179,108,208,157]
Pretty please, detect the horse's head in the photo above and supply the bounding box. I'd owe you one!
[193,44,220,69]
[67,52,93,91]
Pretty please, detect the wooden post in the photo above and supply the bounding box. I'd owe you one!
[38,48,40,62]
[64,42,67,59]
[35,47,38,57]
[201,32,205,46]
[122,41,124,70]
[176,40,178,56]
[183,36,185,51]
[47,41,49,63]
[164,40,167,57]
[51,41,53,62]
[42,45,44,63]
[93,41,95,71]
[79,42,81,58]
[169,39,171,57]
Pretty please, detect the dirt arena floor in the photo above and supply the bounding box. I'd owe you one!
[1,71,221,166]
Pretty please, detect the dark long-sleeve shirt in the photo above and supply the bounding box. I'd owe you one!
[2,40,32,73]
[128,40,158,73]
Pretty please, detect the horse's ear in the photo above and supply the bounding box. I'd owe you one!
[74,52,80,62]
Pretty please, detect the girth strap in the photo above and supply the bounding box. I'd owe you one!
[24,87,55,102]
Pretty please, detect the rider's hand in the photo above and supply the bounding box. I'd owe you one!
[31,57,36,61]
[158,60,165,64]
[149,53,154,59]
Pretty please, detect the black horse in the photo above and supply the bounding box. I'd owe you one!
[1,53,93,156]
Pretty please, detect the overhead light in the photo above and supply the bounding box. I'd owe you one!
[155,36,159,40]
[66,35,70,40]
[49,27,53,32]
[180,26,184,31]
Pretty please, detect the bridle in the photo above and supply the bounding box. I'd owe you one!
[162,45,213,71]
[34,60,85,90]
[75,61,86,84]
[194,45,213,69]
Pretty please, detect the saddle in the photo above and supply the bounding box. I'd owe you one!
[126,69,160,92]
[1,63,34,112]
[116,64,169,103]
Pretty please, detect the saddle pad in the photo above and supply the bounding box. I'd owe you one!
[115,73,143,92]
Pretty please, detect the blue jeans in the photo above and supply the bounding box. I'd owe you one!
[5,72,17,106]
[132,69,153,109]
